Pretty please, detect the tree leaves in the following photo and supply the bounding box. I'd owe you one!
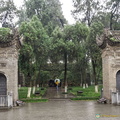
[0,0,18,28]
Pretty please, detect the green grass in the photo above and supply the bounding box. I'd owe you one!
[18,87,28,99]
[18,87,47,102]
[69,85,102,100]
[30,87,47,98]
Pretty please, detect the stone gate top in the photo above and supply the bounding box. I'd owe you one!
[0,28,23,106]
[96,29,120,49]
[0,28,23,48]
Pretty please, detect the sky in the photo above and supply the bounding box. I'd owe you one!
[13,0,75,24]
[59,0,75,24]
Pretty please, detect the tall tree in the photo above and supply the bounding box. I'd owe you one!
[67,23,89,86]
[72,0,101,26]
[106,0,120,30]
[87,21,104,92]
[20,0,66,33]
[50,26,76,92]
[0,0,17,28]
[19,44,35,86]
[50,23,89,91]
[19,15,49,86]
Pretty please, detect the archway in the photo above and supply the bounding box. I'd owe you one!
[0,73,7,95]
[116,70,120,92]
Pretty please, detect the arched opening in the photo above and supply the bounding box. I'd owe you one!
[0,73,7,95]
[116,70,120,92]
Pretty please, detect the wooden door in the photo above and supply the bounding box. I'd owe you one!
[116,71,120,92]
[0,73,7,95]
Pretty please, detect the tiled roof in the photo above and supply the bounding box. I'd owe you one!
[109,30,120,42]
[96,29,120,49]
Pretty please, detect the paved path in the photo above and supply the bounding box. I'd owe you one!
[0,100,120,120]
[1,87,120,120]
[43,87,75,99]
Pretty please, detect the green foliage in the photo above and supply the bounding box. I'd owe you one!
[0,27,13,42]
[49,23,89,86]
[87,21,104,58]
[72,0,101,26]
[19,0,66,31]
[106,0,120,30]
[0,0,18,28]
[86,22,104,85]
[110,37,118,42]
[39,70,51,86]
[19,15,50,85]
[17,0,120,87]
[0,28,13,43]
[19,44,35,77]
[0,28,10,36]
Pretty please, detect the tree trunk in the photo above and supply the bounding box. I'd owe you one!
[80,73,83,86]
[64,52,68,93]
[82,69,86,89]
[92,59,97,85]
[91,59,99,93]
[32,79,36,94]
[27,87,32,98]
[32,86,36,94]
[110,12,114,30]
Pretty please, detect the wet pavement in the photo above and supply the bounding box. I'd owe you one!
[43,87,75,99]
[0,87,120,120]
[0,100,120,120]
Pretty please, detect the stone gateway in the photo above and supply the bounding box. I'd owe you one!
[97,29,120,102]
[0,29,22,106]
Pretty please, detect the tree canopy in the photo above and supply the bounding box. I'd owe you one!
[0,0,119,87]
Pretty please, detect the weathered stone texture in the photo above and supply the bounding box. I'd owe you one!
[0,43,19,104]
[97,30,120,101]
[102,46,120,99]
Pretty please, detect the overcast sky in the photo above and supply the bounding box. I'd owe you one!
[14,0,75,24]
[59,0,75,24]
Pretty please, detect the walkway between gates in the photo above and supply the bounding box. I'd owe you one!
[43,87,75,99]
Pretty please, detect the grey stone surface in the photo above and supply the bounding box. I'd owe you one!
[97,30,120,101]
[0,100,120,120]
[102,45,120,100]
[0,38,21,105]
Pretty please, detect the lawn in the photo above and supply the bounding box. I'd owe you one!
[18,87,48,102]
[18,87,28,99]
[69,85,102,100]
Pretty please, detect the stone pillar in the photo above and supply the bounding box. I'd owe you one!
[96,29,120,102]
[102,46,120,100]
[0,30,22,106]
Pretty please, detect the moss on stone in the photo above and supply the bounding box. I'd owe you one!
[0,28,13,43]
[110,37,119,42]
